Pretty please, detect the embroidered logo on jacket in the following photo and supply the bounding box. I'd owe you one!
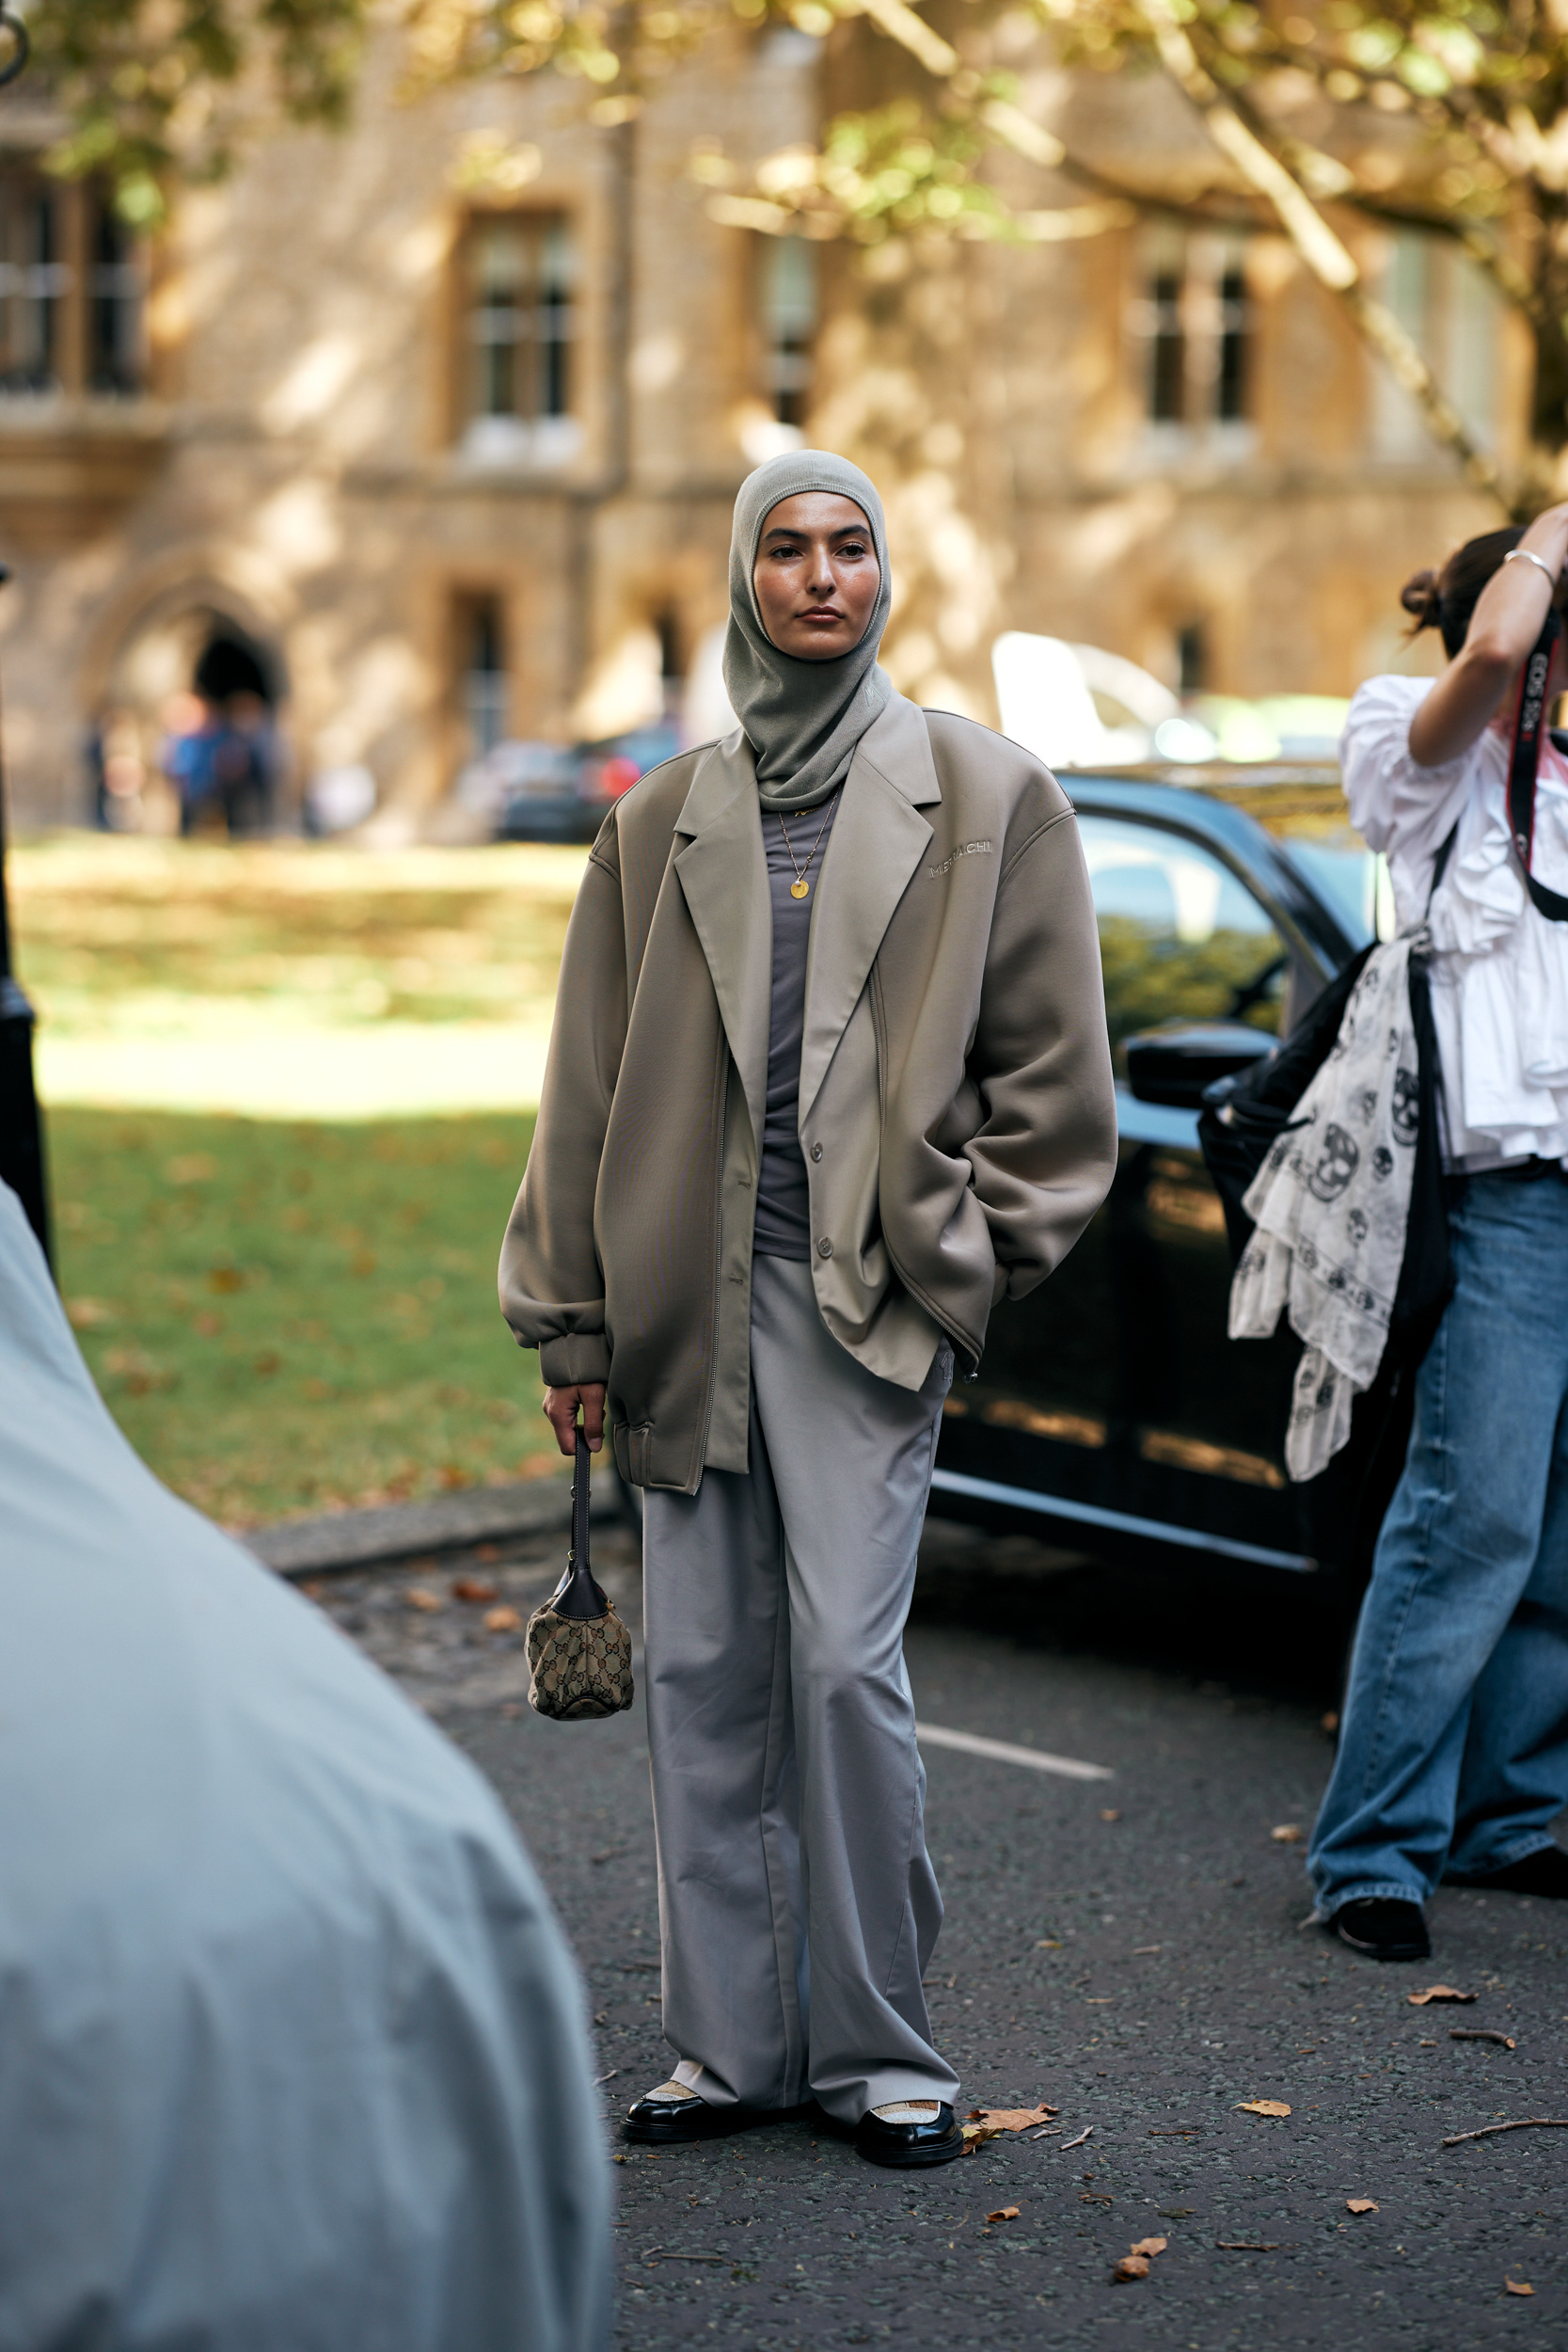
[927,839,993,878]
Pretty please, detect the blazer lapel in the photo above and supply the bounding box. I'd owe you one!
[799,695,939,1127]
[673,731,771,1148]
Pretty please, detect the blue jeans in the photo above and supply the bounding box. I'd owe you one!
[1308,1171,1568,1911]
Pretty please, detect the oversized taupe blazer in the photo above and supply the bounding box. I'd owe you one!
[500,691,1117,1493]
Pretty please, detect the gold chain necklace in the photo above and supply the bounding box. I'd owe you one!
[777,799,837,900]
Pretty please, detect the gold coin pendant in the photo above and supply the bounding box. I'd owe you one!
[790,879,810,899]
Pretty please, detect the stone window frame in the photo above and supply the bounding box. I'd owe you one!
[451,204,579,467]
[1126,225,1256,456]
[0,167,145,400]
[759,232,817,429]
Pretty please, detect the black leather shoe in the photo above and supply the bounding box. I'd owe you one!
[624,2088,810,2145]
[853,2101,965,2169]
[625,2089,754,2144]
[1328,1897,1431,1962]
[1463,1845,1568,1899]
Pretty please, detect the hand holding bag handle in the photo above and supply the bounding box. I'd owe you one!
[525,1424,635,1720]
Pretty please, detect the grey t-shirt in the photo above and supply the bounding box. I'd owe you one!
[753,794,842,1261]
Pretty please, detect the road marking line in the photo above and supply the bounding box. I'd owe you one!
[914,1722,1113,1781]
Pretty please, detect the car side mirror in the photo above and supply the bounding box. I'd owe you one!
[1123,1022,1276,1111]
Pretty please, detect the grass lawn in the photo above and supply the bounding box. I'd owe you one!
[50,1107,559,1529]
[14,837,589,1527]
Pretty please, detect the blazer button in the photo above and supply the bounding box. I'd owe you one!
[809,1142,823,1162]
[816,1236,833,1259]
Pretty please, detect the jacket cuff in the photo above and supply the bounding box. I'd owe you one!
[539,1333,610,1388]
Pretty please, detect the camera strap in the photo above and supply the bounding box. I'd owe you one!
[1507,605,1568,924]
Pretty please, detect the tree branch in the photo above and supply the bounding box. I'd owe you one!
[1133,0,1513,511]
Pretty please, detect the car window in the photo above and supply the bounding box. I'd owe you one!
[1079,814,1289,1060]
[1283,837,1395,946]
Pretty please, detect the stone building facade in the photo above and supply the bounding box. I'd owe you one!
[0,23,1520,827]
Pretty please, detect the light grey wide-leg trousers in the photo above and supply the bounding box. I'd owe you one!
[641,1253,958,2127]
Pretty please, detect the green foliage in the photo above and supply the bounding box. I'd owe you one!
[50,1106,557,1528]
[27,0,370,220]
[695,96,1008,239]
[1048,0,1565,235]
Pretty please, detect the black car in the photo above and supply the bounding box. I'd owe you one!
[932,765,1400,1613]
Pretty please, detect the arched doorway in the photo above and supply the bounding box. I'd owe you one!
[91,592,289,835]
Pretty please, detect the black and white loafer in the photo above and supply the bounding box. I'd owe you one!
[852,2100,965,2169]
[624,2083,760,2145]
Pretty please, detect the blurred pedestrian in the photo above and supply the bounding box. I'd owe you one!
[1309,508,1568,1962]
[87,708,147,832]
[161,688,278,837]
[501,452,1116,2167]
[211,688,278,835]
[160,690,218,836]
[0,1180,609,2352]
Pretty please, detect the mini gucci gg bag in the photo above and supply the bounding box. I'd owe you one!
[526,1430,635,1722]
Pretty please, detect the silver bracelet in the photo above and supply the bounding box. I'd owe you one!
[1504,548,1560,586]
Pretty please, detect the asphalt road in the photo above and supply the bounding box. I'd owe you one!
[316,1518,1568,2351]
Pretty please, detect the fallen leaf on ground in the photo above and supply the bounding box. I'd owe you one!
[966,2105,1055,2133]
[405,1587,444,1613]
[1100,1808,1122,1822]
[1505,2279,1534,2296]
[473,1543,502,1563]
[483,1605,523,1633]
[986,2208,1020,2224]
[1129,2237,1167,2257]
[1346,2200,1379,2215]
[1271,1824,1303,1843]
[1408,1985,1476,2007]
[1113,2254,1149,2282]
[1236,2100,1291,2118]
[452,1576,499,1603]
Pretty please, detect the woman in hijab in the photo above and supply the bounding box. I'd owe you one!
[501,452,1116,2168]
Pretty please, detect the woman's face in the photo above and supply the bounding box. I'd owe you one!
[752,492,880,660]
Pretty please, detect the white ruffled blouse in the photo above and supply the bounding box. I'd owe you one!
[1341,674,1568,1170]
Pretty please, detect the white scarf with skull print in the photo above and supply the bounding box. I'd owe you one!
[1228,937,1421,1482]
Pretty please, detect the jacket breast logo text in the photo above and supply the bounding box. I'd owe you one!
[927,839,993,879]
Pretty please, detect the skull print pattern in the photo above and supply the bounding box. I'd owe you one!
[1228,935,1423,1481]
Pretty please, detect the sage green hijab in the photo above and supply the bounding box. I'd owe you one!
[722,451,894,812]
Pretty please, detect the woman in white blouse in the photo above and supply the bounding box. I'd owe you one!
[1308,509,1568,1964]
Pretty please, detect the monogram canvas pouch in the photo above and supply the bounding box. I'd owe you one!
[525,1431,634,1722]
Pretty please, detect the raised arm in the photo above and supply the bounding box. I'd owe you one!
[1409,504,1568,769]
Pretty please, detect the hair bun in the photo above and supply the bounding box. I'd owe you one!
[1401,567,1442,626]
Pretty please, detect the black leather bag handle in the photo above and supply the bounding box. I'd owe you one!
[1508,607,1568,925]
[546,1428,610,1622]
